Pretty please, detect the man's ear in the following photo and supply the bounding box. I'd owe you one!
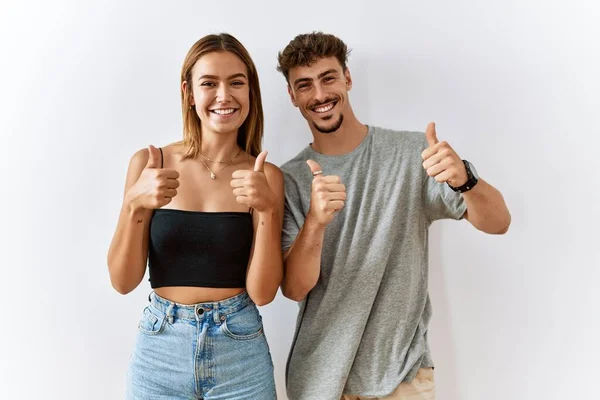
[344,68,353,91]
[287,85,298,107]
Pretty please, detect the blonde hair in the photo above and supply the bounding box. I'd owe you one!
[180,33,264,159]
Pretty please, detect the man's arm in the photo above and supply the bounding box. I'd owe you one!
[281,215,326,301]
[421,122,511,234]
[462,178,511,234]
[281,160,346,301]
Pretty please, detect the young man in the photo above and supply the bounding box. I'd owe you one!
[276,32,511,400]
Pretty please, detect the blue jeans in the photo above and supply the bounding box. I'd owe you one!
[126,291,276,399]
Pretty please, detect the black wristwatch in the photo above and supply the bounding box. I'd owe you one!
[448,160,479,193]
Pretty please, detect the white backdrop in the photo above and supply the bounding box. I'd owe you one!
[1,0,598,399]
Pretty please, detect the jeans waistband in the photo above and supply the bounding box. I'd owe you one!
[148,290,253,323]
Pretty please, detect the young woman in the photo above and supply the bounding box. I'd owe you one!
[107,33,283,400]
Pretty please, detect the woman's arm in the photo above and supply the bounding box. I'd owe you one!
[231,153,284,306]
[245,163,284,305]
[107,146,179,294]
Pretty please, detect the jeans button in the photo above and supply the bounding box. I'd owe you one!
[197,307,204,316]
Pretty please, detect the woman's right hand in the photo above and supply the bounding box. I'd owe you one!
[125,145,180,212]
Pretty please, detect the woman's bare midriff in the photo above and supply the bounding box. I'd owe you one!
[155,287,246,305]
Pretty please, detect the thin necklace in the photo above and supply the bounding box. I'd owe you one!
[199,148,241,180]
[200,149,240,163]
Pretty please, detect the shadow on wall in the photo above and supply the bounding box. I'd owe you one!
[428,224,462,400]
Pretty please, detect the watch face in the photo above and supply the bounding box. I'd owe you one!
[466,160,479,180]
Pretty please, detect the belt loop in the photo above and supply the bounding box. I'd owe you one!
[213,302,220,324]
[166,302,175,324]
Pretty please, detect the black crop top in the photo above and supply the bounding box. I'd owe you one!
[147,148,253,289]
[148,209,253,288]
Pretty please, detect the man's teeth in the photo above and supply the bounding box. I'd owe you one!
[213,109,235,115]
[314,103,335,113]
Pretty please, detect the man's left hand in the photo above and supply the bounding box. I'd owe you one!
[421,122,468,188]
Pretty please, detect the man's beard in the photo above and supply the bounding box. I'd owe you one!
[313,114,344,134]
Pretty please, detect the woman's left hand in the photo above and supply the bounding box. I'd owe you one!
[230,151,276,213]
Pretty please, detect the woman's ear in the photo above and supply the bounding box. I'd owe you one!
[182,80,194,106]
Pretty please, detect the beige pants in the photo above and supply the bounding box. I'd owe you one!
[341,368,435,400]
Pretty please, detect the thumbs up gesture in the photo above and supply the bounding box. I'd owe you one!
[128,145,180,210]
[421,122,468,188]
[306,160,346,226]
[231,151,275,212]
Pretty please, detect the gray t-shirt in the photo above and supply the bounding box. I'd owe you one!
[281,125,467,400]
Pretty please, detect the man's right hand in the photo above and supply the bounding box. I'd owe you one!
[126,145,180,211]
[306,160,346,226]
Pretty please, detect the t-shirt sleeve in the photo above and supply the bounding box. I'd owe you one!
[421,138,467,222]
[282,171,306,252]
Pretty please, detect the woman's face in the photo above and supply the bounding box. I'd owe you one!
[186,51,250,137]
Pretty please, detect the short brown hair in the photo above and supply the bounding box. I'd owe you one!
[180,33,263,159]
[276,32,351,82]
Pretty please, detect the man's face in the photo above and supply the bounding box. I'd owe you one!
[287,57,352,134]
